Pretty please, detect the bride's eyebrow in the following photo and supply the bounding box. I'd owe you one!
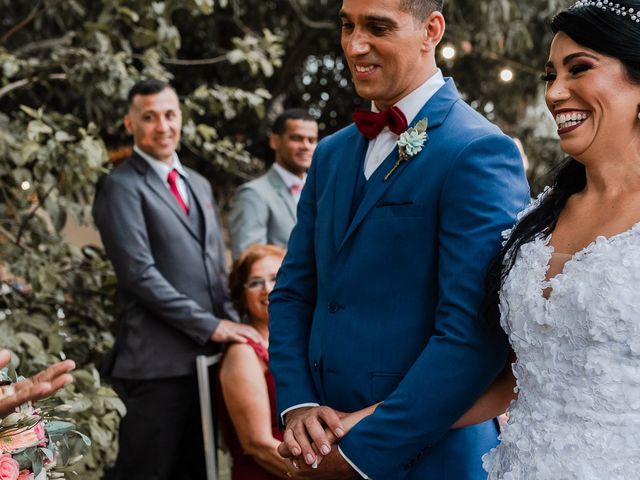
[562,52,599,65]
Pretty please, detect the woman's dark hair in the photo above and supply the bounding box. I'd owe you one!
[484,1,640,321]
[229,244,285,319]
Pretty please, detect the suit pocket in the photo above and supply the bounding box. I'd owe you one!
[370,372,404,400]
[369,203,424,219]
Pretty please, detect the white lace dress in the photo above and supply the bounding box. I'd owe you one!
[483,200,640,479]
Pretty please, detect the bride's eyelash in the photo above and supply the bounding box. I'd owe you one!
[540,73,556,82]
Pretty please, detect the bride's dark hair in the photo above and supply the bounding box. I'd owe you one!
[484,1,640,322]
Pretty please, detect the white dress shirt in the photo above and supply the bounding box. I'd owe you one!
[363,69,445,179]
[134,145,190,208]
[273,162,306,204]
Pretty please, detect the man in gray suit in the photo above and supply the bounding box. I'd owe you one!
[229,109,318,259]
[93,79,261,480]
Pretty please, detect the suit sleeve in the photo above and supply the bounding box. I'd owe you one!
[229,185,269,259]
[338,134,530,477]
[268,151,322,416]
[92,175,221,345]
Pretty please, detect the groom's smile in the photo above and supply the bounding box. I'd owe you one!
[339,0,441,111]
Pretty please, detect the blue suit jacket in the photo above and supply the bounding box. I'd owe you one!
[269,79,529,479]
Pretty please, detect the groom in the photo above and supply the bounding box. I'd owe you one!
[269,0,529,478]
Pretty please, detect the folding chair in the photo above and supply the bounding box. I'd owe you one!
[197,353,223,480]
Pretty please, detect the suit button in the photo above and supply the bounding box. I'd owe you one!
[313,361,319,372]
[327,301,339,313]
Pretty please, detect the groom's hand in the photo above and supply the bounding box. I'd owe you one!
[284,448,360,480]
[280,406,346,466]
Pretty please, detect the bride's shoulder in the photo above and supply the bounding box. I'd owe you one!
[501,187,553,243]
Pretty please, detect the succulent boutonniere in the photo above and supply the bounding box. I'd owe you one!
[384,117,429,181]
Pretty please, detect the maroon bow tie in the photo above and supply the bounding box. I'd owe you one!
[353,106,408,140]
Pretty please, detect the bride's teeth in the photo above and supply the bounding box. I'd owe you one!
[555,112,589,128]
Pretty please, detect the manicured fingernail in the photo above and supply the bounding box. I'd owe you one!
[335,428,345,437]
[292,447,300,456]
[306,453,315,464]
[321,444,330,455]
[311,461,318,469]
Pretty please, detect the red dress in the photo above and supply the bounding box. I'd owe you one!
[219,339,284,480]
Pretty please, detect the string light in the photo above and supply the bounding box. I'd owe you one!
[499,68,514,82]
[441,45,457,60]
[20,181,30,190]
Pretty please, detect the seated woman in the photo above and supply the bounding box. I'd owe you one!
[219,244,289,480]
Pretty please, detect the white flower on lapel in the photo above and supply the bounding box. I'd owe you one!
[384,117,429,181]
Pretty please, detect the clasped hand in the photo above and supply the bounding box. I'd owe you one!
[278,404,380,478]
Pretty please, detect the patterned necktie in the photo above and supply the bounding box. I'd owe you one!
[167,169,189,215]
[352,106,408,140]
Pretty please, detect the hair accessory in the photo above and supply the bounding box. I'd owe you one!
[571,1,640,22]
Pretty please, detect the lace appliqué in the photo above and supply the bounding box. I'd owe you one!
[483,221,640,479]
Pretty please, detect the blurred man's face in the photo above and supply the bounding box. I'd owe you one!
[125,87,182,164]
[270,119,319,177]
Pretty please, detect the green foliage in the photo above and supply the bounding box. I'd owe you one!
[0,0,285,477]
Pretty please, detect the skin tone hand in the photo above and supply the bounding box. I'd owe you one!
[210,319,264,346]
[279,406,346,466]
[283,447,360,480]
[279,403,381,478]
[0,350,76,418]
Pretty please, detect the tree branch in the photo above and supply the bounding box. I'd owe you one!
[0,73,68,100]
[0,225,17,244]
[131,53,228,66]
[1,0,70,46]
[13,32,75,56]
[287,0,335,30]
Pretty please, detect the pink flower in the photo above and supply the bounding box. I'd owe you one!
[16,472,32,480]
[0,454,20,480]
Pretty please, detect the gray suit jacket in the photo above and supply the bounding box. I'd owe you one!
[93,153,237,379]
[229,165,297,259]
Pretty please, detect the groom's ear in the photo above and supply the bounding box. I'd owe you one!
[421,11,445,53]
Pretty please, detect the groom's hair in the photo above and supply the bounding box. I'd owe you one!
[400,0,443,21]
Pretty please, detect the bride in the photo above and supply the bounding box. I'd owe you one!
[473,0,640,477]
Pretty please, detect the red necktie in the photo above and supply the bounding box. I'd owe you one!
[167,169,189,215]
[353,106,408,140]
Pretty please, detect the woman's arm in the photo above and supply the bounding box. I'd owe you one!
[219,343,289,478]
[452,352,517,429]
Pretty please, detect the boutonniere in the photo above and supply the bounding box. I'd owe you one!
[384,117,429,181]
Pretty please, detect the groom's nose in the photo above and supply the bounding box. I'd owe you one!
[344,28,371,56]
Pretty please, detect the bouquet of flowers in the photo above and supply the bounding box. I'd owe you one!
[0,366,90,480]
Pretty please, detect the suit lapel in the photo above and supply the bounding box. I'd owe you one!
[267,167,296,221]
[337,79,461,252]
[134,155,201,243]
[333,130,369,251]
[185,174,211,245]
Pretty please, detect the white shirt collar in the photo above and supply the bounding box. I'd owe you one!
[134,145,189,180]
[272,162,306,189]
[371,69,445,125]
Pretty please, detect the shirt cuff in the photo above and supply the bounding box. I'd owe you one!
[338,446,370,479]
[280,403,320,424]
